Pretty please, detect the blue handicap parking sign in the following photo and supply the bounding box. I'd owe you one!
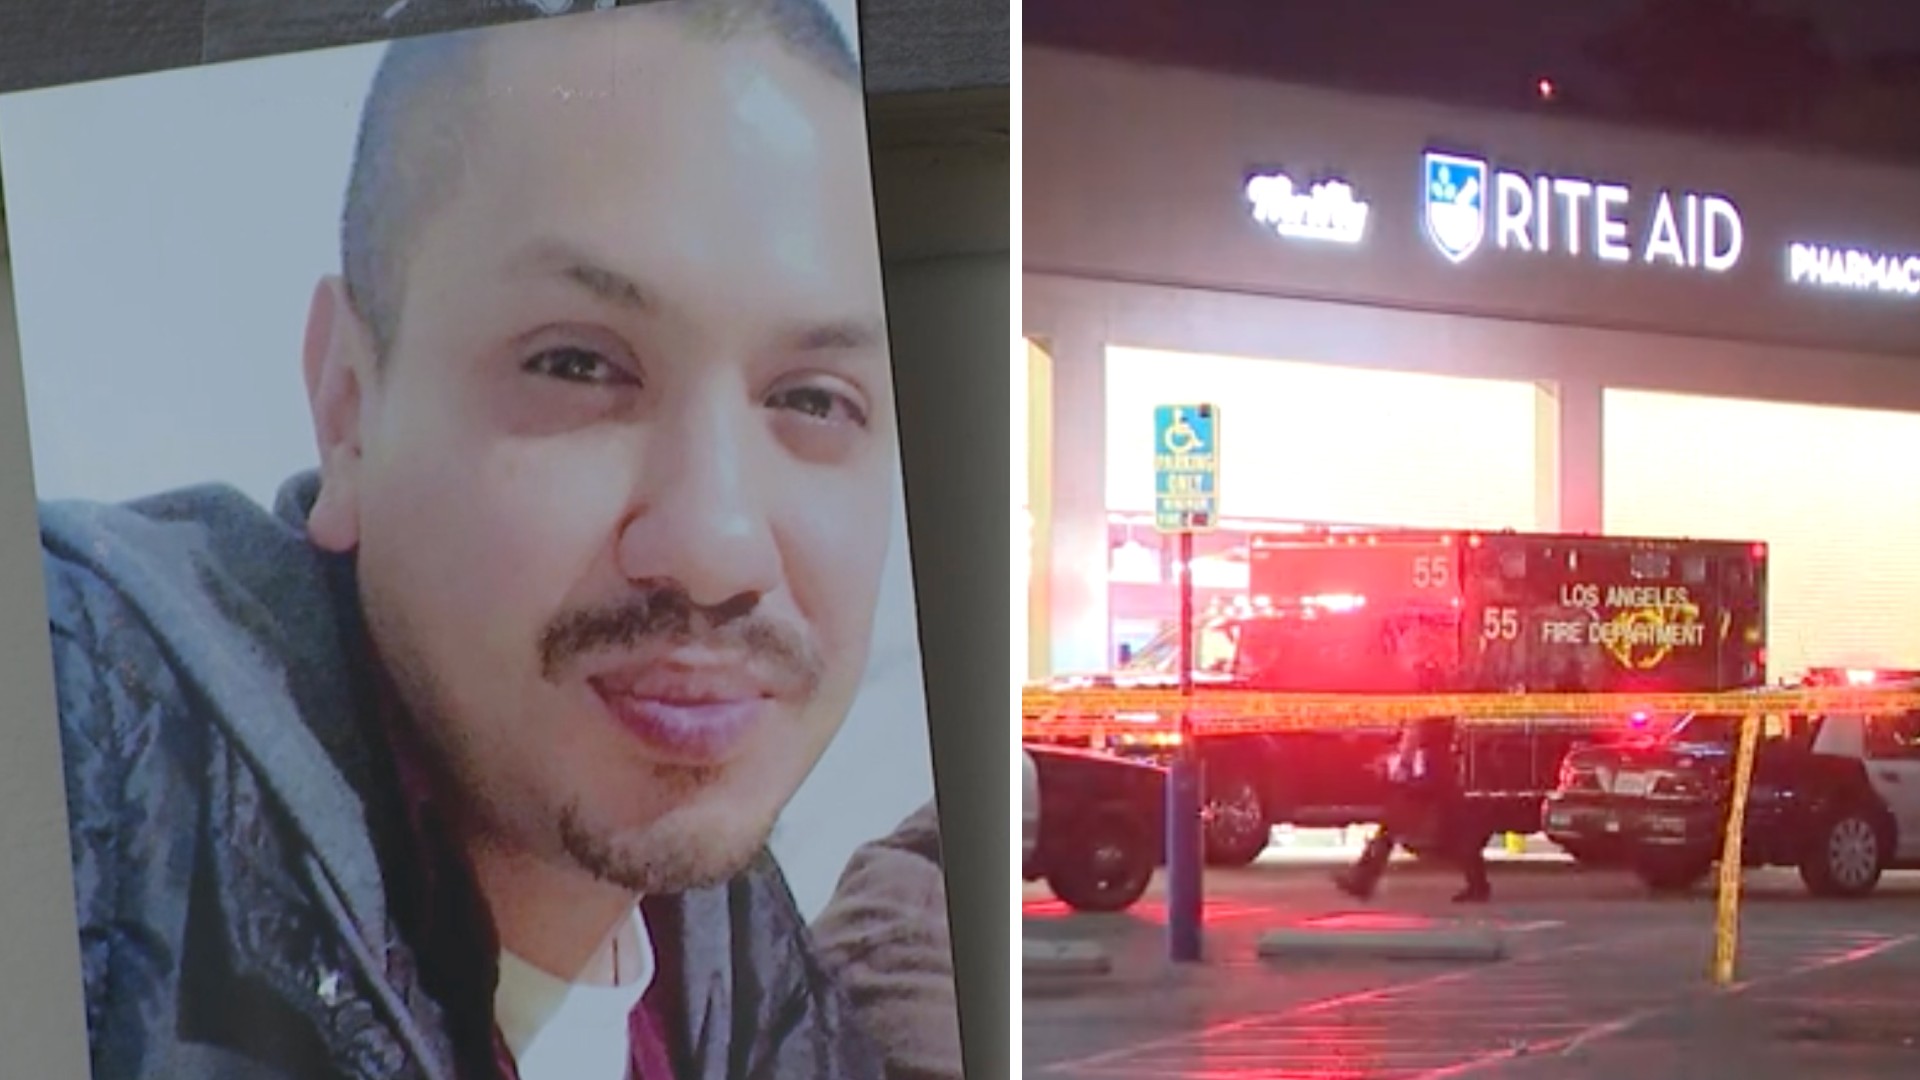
[1154,404,1219,533]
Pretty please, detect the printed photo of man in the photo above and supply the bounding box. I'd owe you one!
[4,2,954,1078]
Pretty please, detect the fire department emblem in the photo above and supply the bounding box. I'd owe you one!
[1598,600,1705,671]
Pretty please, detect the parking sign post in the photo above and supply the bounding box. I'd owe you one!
[1154,404,1219,964]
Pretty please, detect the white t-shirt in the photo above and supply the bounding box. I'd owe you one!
[495,908,656,1080]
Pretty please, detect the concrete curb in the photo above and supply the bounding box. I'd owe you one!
[1024,939,1114,976]
[1256,924,1509,963]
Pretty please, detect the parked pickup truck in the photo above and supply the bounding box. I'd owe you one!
[1022,744,1167,913]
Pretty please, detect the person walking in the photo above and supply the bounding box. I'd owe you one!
[1333,715,1491,904]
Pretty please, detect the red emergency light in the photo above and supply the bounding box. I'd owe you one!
[1802,666,1920,687]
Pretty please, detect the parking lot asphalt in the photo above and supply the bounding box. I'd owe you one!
[1024,846,1920,1079]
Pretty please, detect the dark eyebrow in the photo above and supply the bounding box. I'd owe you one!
[508,238,886,353]
[564,262,652,312]
[507,240,653,312]
[792,321,885,353]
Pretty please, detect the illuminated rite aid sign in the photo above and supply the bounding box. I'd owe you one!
[1423,150,1743,272]
[1244,149,1920,305]
[1245,171,1370,245]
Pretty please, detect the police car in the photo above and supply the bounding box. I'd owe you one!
[1542,673,1920,896]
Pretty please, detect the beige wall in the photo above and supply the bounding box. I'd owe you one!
[1024,269,1920,674]
[1025,46,1920,361]
[1022,46,1920,674]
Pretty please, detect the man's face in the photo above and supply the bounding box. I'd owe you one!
[313,12,893,894]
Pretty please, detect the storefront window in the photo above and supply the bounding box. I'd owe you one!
[1107,512,1387,669]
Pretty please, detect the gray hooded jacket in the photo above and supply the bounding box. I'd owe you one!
[41,473,882,1080]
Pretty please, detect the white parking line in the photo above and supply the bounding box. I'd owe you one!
[1414,931,1920,1079]
[1042,930,1674,1077]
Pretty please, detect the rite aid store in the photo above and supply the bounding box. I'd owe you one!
[1020,46,1920,683]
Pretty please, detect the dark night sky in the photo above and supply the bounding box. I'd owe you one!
[1026,0,1920,162]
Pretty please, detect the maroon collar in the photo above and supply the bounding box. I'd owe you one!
[632,896,686,1080]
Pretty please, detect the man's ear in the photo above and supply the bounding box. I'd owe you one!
[303,276,375,553]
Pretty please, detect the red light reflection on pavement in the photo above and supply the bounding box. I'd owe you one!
[1023,897,1279,924]
[1037,929,1920,1080]
[1296,912,1451,933]
[1058,1061,1380,1079]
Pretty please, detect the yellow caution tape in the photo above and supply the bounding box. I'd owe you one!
[1714,712,1766,987]
[1021,686,1920,739]
[1020,683,1895,989]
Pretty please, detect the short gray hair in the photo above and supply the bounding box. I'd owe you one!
[340,0,860,357]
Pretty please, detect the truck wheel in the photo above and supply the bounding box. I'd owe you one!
[1203,772,1270,867]
[1799,811,1886,899]
[1634,854,1713,894]
[1046,807,1156,913]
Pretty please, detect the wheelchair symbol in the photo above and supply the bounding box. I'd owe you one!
[1162,408,1205,455]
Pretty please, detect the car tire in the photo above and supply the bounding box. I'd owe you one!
[1202,771,1271,868]
[1634,854,1713,894]
[1798,810,1887,899]
[1046,806,1156,914]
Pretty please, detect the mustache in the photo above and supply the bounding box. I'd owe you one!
[537,582,824,695]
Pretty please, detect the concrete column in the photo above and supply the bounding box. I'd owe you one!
[1038,330,1111,675]
[1022,339,1051,682]
[1535,377,1605,534]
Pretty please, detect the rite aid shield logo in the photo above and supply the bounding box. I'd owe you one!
[1423,152,1487,264]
